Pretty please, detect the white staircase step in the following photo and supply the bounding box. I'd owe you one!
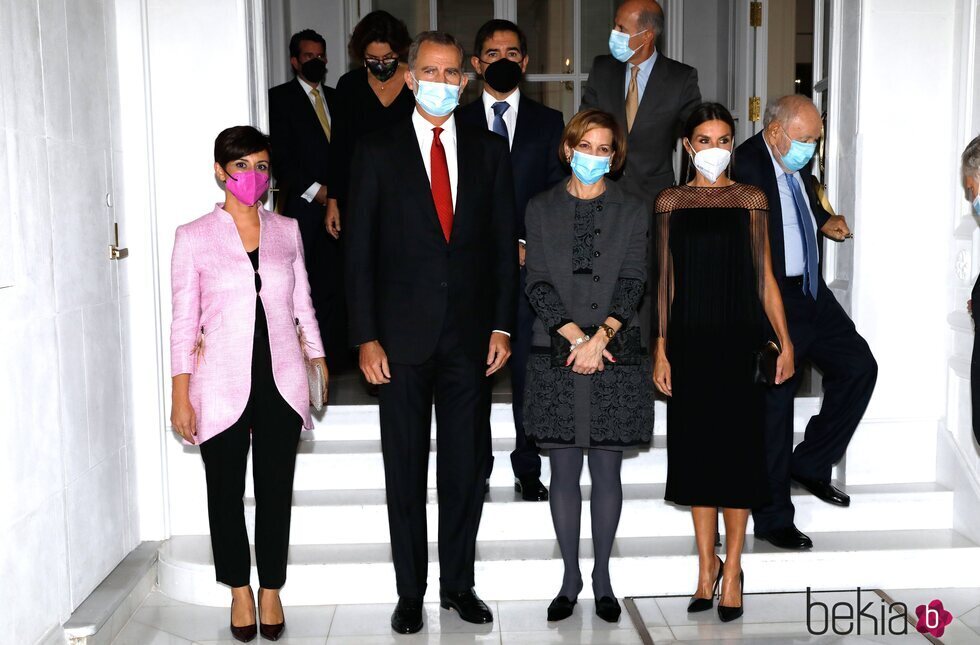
[158,528,980,606]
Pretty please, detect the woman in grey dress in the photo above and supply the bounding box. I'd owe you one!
[523,109,654,623]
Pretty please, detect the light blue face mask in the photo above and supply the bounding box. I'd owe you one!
[570,150,612,185]
[608,28,647,63]
[778,129,817,172]
[411,73,461,117]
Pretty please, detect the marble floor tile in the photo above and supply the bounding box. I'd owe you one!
[653,591,860,627]
[883,587,980,618]
[499,630,642,644]
[496,599,634,633]
[325,635,500,645]
[328,603,499,636]
[113,619,194,645]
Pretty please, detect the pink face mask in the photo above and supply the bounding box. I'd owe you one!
[225,170,270,206]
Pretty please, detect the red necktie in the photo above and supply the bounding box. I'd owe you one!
[430,127,454,242]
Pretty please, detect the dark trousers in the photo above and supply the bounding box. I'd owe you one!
[378,315,491,599]
[752,280,878,533]
[509,267,542,479]
[199,328,303,589]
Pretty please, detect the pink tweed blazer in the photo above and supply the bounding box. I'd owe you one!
[170,204,325,444]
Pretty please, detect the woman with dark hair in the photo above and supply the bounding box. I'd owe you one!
[170,125,327,642]
[523,108,654,623]
[653,103,793,622]
[324,10,415,237]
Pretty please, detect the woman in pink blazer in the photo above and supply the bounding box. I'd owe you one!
[170,126,327,642]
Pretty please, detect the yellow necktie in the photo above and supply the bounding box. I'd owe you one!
[311,87,331,142]
[626,65,640,132]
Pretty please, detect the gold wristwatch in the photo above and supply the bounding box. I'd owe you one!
[599,323,617,340]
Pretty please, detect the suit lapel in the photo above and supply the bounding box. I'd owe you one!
[636,55,668,123]
[395,120,445,239]
[511,95,531,153]
[452,127,473,245]
[293,79,329,145]
[612,60,628,126]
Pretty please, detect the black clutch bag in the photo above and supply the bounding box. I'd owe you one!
[753,340,781,385]
[550,325,644,367]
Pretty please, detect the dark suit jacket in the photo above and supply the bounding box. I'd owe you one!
[456,93,567,240]
[345,116,518,364]
[268,78,335,207]
[731,132,831,285]
[581,53,701,206]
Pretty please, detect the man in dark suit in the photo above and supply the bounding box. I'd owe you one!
[732,95,877,550]
[580,0,700,344]
[346,31,517,634]
[268,29,349,370]
[458,19,567,502]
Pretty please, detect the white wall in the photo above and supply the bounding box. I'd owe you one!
[0,0,139,642]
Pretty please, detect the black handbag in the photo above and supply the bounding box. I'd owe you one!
[753,340,781,385]
[550,325,644,367]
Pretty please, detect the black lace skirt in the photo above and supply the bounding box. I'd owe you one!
[523,352,655,449]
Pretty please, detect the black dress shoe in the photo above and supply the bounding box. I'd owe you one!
[440,589,493,624]
[792,475,850,506]
[515,477,549,501]
[595,596,621,622]
[547,595,577,621]
[688,555,723,613]
[755,525,813,550]
[718,569,744,622]
[391,597,423,634]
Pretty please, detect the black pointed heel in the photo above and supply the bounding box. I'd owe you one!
[595,596,621,622]
[258,588,285,641]
[230,588,257,643]
[718,569,745,622]
[688,555,723,613]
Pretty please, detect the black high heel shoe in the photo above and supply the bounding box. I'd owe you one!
[230,588,257,643]
[258,588,285,641]
[718,568,745,622]
[595,596,621,622]
[688,555,723,613]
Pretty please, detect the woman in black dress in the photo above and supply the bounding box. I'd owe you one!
[324,10,415,235]
[653,103,794,622]
[524,109,654,623]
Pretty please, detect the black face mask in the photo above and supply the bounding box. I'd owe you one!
[482,59,523,94]
[366,58,399,82]
[300,58,327,85]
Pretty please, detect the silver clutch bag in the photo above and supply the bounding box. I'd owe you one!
[296,318,325,411]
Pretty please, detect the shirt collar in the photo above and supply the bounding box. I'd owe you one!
[412,107,457,140]
[482,87,521,114]
[297,76,321,95]
[630,49,658,73]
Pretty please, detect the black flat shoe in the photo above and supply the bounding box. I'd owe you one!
[688,555,723,613]
[257,589,285,641]
[391,597,423,634]
[547,595,577,621]
[718,569,744,622]
[440,588,493,624]
[595,596,621,622]
[755,525,813,550]
[230,590,257,643]
[515,477,549,501]
[792,475,850,506]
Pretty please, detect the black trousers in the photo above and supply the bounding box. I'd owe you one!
[378,315,491,599]
[199,325,303,589]
[508,267,542,479]
[752,280,878,533]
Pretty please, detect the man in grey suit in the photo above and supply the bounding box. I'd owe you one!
[580,0,701,343]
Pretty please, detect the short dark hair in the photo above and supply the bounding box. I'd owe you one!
[348,11,412,62]
[289,29,326,59]
[682,102,736,142]
[560,109,627,173]
[214,126,270,167]
[408,31,465,70]
[472,19,527,58]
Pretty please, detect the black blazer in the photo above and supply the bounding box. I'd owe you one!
[581,53,701,206]
[345,116,518,364]
[268,78,335,206]
[456,93,567,240]
[731,132,831,284]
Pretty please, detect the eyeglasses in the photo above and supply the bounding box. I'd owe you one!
[365,56,398,65]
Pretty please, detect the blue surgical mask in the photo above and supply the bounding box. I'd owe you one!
[973,194,980,216]
[778,129,817,172]
[411,73,461,117]
[570,150,611,185]
[608,28,647,63]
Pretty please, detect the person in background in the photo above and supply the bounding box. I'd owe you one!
[581,0,701,347]
[960,134,980,446]
[170,126,327,642]
[654,103,793,623]
[457,18,567,502]
[269,29,348,371]
[523,109,653,623]
[732,95,877,551]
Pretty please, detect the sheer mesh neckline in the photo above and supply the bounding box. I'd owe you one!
[655,182,768,214]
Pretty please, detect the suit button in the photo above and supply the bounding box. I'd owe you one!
[594,251,600,257]
[440,282,447,288]
[591,303,599,309]
[596,204,603,211]
[593,275,600,282]
[594,228,601,235]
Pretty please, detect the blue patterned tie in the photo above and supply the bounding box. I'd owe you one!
[785,174,819,299]
[491,101,509,141]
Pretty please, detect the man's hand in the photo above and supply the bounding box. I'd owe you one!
[325,199,341,239]
[518,243,526,267]
[314,184,328,206]
[359,340,391,385]
[820,215,851,241]
[486,332,511,376]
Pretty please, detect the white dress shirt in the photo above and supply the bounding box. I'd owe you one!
[481,88,520,150]
[624,49,658,102]
[764,138,820,277]
[297,77,332,203]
